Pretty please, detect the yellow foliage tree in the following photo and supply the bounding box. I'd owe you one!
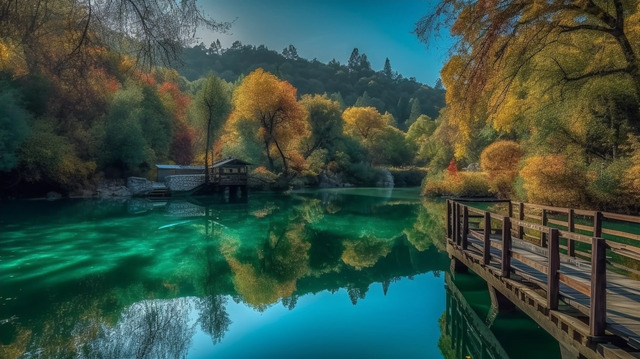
[520,155,588,207]
[342,106,389,142]
[480,140,524,175]
[231,69,308,175]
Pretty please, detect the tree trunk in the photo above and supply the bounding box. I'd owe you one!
[273,139,288,176]
[205,115,211,184]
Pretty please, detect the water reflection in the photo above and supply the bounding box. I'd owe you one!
[441,273,510,359]
[440,272,561,359]
[0,189,450,358]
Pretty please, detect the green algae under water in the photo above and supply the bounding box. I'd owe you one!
[0,188,560,358]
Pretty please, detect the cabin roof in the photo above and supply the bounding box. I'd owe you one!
[155,165,205,170]
[211,158,252,167]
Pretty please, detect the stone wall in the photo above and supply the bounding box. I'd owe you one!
[127,177,153,195]
[165,174,205,192]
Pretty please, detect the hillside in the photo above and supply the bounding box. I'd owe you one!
[178,43,445,130]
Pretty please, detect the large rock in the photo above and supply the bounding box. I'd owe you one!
[98,179,132,198]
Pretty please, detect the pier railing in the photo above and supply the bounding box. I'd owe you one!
[446,199,640,338]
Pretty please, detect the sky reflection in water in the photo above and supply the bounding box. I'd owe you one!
[0,188,451,358]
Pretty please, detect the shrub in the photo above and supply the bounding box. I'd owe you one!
[480,140,524,174]
[520,155,587,207]
[422,171,492,197]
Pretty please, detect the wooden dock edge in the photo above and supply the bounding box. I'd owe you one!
[448,241,636,359]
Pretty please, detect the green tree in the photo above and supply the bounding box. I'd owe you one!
[0,87,29,171]
[300,94,343,158]
[406,98,422,127]
[139,86,173,164]
[100,86,150,175]
[383,57,393,78]
[192,74,232,183]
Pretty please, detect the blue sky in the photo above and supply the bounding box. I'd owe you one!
[197,0,453,86]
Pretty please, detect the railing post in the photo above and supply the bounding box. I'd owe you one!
[593,211,603,238]
[508,201,513,218]
[541,209,548,247]
[462,206,469,250]
[590,237,607,337]
[501,216,511,278]
[518,202,525,239]
[483,212,491,265]
[567,209,575,257]
[446,200,452,240]
[453,203,459,245]
[548,228,560,310]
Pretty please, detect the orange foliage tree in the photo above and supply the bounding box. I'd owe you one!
[520,155,587,207]
[231,69,308,176]
[480,140,524,198]
[480,141,524,176]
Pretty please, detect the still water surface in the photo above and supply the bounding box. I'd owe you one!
[1,188,559,358]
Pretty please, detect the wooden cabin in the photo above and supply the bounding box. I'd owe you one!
[155,165,204,182]
[209,158,251,185]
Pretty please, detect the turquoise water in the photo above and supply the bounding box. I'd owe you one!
[0,188,558,358]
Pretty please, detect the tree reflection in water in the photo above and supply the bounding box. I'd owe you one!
[0,189,451,358]
[78,298,195,359]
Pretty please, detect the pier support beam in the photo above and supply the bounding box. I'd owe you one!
[488,284,515,313]
[559,342,581,359]
[450,257,468,276]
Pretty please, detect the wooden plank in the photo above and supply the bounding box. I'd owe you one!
[575,209,596,216]
[523,202,570,214]
[598,344,640,359]
[603,213,640,224]
[575,223,594,232]
[512,218,546,232]
[591,237,607,337]
[602,228,640,241]
[547,218,568,227]
[548,228,560,310]
[558,272,591,297]
[524,213,543,222]
[511,251,549,275]
[559,230,593,244]
[607,242,640,255]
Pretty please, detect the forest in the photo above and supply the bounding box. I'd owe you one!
[0,0,639,212]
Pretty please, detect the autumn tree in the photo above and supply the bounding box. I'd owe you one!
[480,141,524,177]
[231,69,308,176]
[342,106,389,142]
[0,0,230,70]
[191,74,232,183]
[417,0,640,157]
[520,155,588,207]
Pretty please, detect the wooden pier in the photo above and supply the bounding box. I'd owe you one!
[446,199,640,359]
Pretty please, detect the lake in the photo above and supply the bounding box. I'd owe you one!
[0,188,560,358]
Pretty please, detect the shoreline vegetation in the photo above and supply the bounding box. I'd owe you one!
[1,1,639,214]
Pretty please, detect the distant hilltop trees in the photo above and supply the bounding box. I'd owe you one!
[179,42,445,129]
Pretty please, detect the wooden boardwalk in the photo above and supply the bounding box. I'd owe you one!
[447,200,640,359]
